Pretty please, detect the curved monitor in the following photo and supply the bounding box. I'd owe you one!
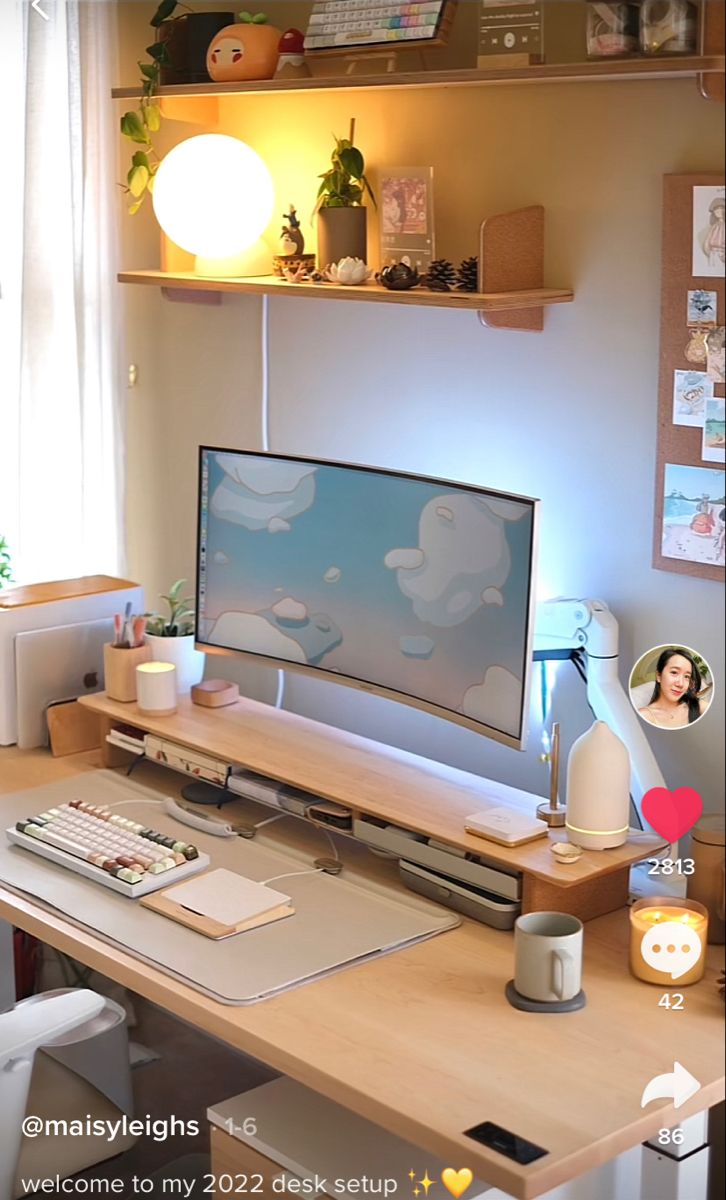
[196,448,539,750]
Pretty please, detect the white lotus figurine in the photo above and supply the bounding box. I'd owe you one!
[324,257,372,286]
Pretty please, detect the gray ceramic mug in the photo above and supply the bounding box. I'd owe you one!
[514,912,583,1003]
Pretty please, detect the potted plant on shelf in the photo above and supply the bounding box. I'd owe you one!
[145,579,205,693]
[119,0,234,214]
[0,537,12,589]
[314,119,376,269]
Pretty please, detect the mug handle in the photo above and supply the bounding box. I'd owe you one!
[552,949,576,1001]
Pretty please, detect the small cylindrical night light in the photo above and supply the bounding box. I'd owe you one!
[136,662,177,716]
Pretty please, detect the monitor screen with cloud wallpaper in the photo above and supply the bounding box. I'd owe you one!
[196,448,539,750]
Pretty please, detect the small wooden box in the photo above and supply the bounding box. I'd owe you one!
[191,679,239,708]
[103,642,152,703]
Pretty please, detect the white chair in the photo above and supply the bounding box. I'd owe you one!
[0,990,104,1200]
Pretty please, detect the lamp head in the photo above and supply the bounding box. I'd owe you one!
[152,134,274,276]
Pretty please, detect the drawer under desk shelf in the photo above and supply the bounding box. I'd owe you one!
[80,691,665,923]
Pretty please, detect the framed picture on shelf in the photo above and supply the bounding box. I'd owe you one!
[478,1,543,69]
[379,167,435,273]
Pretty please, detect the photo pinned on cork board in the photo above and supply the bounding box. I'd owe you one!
[672,369,713,428]
[661,463,725,569]
[692,185,726,278]
[702,398,726,466]
[687,289,718,326]
[706,327,725,384]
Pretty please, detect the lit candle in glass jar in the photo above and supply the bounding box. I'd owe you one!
[629,897,708,985]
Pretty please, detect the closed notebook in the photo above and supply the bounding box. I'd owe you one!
[141,867,294,939]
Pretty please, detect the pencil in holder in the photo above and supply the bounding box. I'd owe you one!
[104,642,152,703]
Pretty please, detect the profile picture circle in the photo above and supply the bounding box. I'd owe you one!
[629,645,713,730]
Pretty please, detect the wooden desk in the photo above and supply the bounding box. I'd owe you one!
[0,748,723,1199]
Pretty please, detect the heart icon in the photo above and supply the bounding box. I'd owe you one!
[441,1168,474,1199]
[642,787,703,842]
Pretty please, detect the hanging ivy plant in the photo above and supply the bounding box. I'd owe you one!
[0,537,12,589]
[119,1,190,214]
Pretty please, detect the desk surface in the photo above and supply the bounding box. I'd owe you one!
[1,747,723,1200]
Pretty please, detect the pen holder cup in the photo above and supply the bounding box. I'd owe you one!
[104,642,152,703]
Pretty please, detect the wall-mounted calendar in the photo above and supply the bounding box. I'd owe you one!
[305,1,457,55]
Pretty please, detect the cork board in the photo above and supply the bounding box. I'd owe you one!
[652,173,725,581]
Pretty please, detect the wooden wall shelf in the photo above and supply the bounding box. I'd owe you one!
[118,269,573,318]
[111,54,724,101]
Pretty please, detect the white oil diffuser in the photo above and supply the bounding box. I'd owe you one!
[565,720,630,850]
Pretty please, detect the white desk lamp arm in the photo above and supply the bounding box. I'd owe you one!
[535,599,666,820]
[0,990,104,1200]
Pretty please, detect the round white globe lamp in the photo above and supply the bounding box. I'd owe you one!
[152,134,274,277]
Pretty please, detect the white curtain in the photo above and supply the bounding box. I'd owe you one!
[0,0,124,586]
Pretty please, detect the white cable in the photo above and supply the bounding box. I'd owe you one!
[252,812,287,830]
[260,294,271,454]
[260,292,286,712]
[261,867,325,886]
[319,825,339,860]
[104,799,162,809]
[273,669,286,708]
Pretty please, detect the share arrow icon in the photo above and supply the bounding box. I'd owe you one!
[31,1,49,20]
[640,1062,701,1110]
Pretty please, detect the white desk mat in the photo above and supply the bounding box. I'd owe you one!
[0,771,459,1004]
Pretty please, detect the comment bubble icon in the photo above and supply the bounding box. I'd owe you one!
[641,922,703,981]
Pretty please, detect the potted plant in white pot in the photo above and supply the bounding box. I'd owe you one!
[314,118,376,269]
[145,579,205,693]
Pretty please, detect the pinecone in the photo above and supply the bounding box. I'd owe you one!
[425,259,457,292]
[456,256,479,292]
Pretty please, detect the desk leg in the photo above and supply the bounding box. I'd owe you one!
[641,1111,709,1200]
[0,919,16,1012]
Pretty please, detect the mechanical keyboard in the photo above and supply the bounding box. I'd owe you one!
[6,799,210,898]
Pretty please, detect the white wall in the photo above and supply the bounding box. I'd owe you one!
[118,30,725,810]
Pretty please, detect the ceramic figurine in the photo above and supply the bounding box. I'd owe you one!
[207,13,282,83]
[275,28,310,79]
[377,258,421,291]
[280,206,305,255]
[273,204,315,278]
[324,258,373,286]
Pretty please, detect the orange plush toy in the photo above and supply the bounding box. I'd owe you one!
[207,13,281,82]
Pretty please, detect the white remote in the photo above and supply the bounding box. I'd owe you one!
[163,797,237,838]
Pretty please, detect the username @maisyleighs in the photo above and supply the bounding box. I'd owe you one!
[21,1114,200,1142]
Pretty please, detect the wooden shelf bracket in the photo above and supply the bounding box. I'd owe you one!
[478,205,548,332]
